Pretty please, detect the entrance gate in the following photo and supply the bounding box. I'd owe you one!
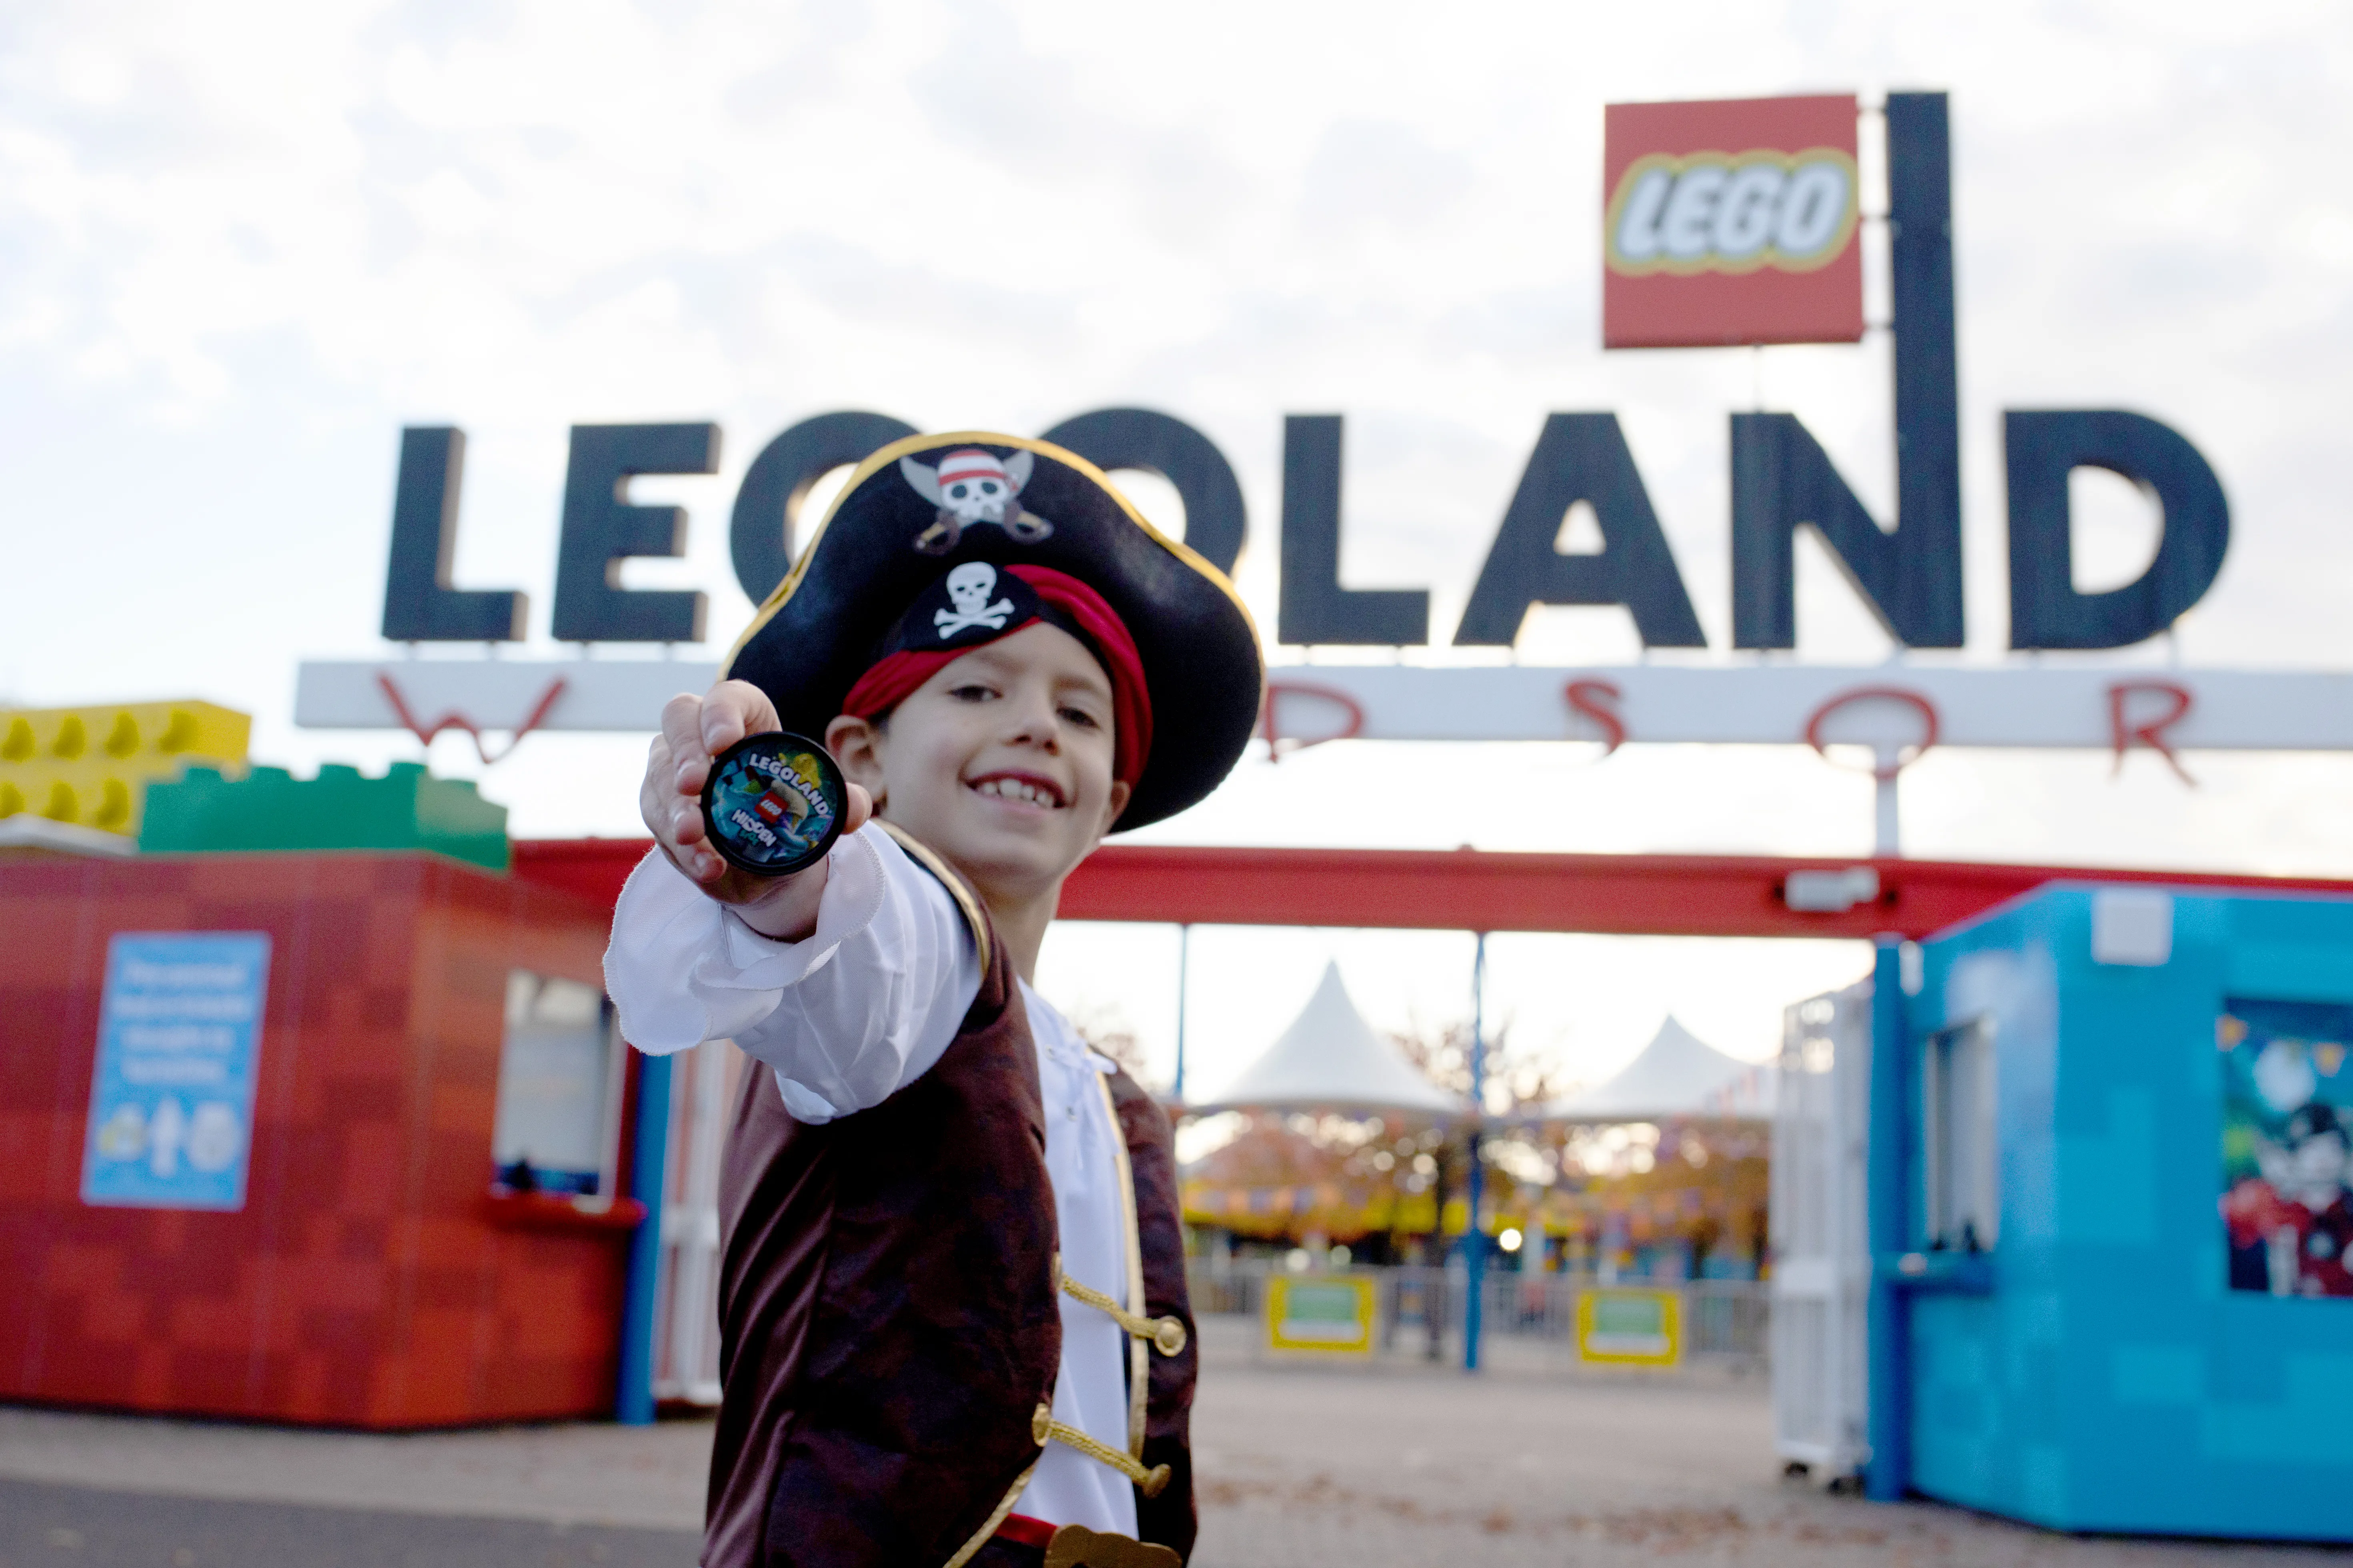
[515,838,2353,1440]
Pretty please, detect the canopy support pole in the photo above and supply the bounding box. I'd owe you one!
[1464,931,1488,1373]
[1173,924,1192,1100]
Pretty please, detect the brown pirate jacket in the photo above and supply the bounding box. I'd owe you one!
[702,830,1198,1568]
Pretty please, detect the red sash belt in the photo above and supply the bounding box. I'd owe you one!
[995,1513,1059,1548]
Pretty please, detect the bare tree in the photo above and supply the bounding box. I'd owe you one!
[1388,1016,1577,1112]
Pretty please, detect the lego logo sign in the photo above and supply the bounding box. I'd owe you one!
[1608,151,1858,276]
[1603,95,1864,348]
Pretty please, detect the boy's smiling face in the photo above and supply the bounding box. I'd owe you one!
[825,621,1131,905]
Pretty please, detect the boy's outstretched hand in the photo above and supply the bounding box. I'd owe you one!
[641,680,873,940]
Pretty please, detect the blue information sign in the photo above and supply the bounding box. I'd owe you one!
[82,932,271,1211]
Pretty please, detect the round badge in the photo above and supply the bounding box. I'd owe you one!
[699,731,849,878]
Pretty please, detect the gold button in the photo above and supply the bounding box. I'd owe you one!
[1152,1318,1187,1356]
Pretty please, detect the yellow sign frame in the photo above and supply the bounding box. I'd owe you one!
[1575,1288,1683,1367]
[1263,1274,1377,1356]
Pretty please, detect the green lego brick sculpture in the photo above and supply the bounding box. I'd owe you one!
[139,762,509,872]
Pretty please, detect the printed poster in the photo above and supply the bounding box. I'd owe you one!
[82,932,271,1211]
[2220,997,2353,1298]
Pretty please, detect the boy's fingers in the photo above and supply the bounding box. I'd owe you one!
[700,680,773,754]
[659,694,707,771]
[671,824,721,882]
[842,783,874,838]
[640,735,679,839]
[648,682,828,907]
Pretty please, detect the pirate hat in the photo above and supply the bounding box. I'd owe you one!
[724,432,1263,832]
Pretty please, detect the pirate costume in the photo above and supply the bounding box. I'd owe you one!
[605,434,1262,1568]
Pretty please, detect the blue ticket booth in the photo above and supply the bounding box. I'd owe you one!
[1877,884,2353,1539]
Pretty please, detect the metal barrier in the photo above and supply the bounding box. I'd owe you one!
[649,1037,743,1408]
[1186,1261,1771,1366]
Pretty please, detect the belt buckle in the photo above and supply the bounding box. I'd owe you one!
[1042,1524,1182,1568]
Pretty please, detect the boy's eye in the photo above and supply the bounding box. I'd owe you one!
[1059,706,1101,729]
[949,683,997,702]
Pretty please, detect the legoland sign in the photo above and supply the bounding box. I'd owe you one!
[302,92,2342,772]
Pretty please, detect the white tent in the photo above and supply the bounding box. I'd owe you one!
[1542,1015,1775,1122]
[1191,961,1462,1117]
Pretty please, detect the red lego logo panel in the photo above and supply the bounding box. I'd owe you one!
[0,852,624,1429]
[1602,95,1864,348]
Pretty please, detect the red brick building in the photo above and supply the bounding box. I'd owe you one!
[0,849,637,1428]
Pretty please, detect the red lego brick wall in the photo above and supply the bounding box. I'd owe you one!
[0,850,631,1428]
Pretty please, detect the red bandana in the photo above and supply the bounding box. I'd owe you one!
[839,564,1153,791]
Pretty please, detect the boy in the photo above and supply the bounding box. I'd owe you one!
[605,434,1263,1568]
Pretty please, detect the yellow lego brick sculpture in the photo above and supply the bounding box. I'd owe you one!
[0,701,250,837]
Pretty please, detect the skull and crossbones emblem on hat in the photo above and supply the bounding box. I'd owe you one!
[932,562,1017,639]
[898,447,1055,555]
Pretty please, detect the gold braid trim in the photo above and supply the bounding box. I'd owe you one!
[939,1457,1041,1568]
[1032,1404,1173,1498]
[1091,1072,1153,1458]
[1057,1270,1187,1357]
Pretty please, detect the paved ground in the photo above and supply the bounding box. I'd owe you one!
[0,1404,708,1534]
[1182,1324,2347,1566]
[0,1480,696,1568]
[2,1320,2346,1566]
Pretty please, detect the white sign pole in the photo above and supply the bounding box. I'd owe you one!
[1874,749,1902,859]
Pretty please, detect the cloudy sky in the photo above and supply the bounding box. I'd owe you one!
[7,0,2352,1097]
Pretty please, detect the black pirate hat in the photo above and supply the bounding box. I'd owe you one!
[724,432,1263,832]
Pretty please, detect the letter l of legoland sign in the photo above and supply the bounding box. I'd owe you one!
[302,92,2320,766]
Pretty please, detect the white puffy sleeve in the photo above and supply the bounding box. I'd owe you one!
[601,826,983,1124]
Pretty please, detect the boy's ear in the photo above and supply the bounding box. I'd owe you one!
[1095,778,1132,840]
[825,714,888,808]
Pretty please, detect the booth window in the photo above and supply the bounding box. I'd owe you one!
[1924,1017,1999,1252]
[492,971,625,1199]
